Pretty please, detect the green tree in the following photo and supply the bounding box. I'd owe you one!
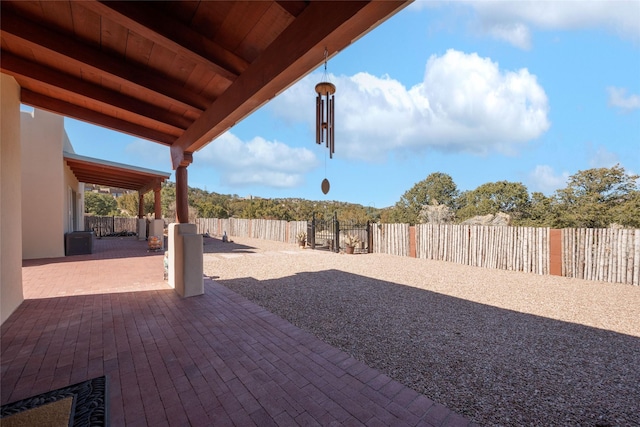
[609,190,640,228]
[116,193,138,217]
[457,181,530,222]
[295,199,320,221]
[164,200,198,223]
[517,192,556,226]
[237,197,292,220]
[390,172,459,224]
[338,204,370,224]
[379,207,396,224]
[195,201,228,218]
[554,164,639,228]
[161,182,176,218]
[115,192,155,217]
[142,192,155,215]
[84,192,118,216]
[227,197,249,218]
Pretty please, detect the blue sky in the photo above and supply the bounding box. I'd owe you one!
[61,0,640,208]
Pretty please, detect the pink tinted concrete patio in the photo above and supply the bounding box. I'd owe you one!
[2,237,476,426]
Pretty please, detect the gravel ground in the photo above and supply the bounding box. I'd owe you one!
[202,236,640,427]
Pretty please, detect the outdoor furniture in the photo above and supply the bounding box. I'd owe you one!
[64,231,93,256]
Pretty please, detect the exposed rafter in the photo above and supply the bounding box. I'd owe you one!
[276,0,308,18]
[138,178,165,195]
[64,152,170,193]
[79,1,249,80]
[2,52,191,132]
[171,0,406,168]
[0,7,210,112]
[23,91,177,145]
[1,0,412,172]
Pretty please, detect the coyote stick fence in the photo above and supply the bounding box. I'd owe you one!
[195,218,638,285]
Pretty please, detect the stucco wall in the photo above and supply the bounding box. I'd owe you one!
[21,109,69,259]
[1,74,24,324]
[62,129,74,154]
[63,156,81,233]
[61,128,84,231]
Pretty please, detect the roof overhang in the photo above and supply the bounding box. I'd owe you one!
[63,152,171,194]
[1,1,412,170]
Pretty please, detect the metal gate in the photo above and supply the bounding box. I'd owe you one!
[308,212,339,252]
[339,220,371,254]
[307,213,371,253]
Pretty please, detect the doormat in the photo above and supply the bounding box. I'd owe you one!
[0,376,108,426]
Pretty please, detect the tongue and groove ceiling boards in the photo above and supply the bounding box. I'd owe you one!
[1,1,411,169]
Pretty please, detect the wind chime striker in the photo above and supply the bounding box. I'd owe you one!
[315,49,335,195]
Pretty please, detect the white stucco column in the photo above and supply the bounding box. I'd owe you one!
[138,218,147,241]
[1,74,24,324]
[168,223,203,298]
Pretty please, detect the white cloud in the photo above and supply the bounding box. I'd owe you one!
[271,49,550,162]
[486,22,532,50]
[529,165,569,194]
[123,139,172,171]
[195,132,317,188]
[417,0,640,49]
[607,86,640,112]
[587,144,621,168]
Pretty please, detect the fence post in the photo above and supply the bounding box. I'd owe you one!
[409,225,416,258]
[549,229,562,276]
[310,213,316,249]
[334,211,340,253]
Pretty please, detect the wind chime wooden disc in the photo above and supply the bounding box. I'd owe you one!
[321,178,330,194]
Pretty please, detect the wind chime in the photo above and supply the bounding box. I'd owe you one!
[315,48,335,195]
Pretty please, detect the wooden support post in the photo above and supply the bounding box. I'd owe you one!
[549,229,562,276]
[138,193,144,218]
[154,186,162,220]
[176,166,188,224]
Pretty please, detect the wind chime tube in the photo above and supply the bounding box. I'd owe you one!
[320,98,327,142]
[316,94,321,144]
[325,93,329,149]
[326,93,331,154]
[330,95,335,157]
[314,79,335,157]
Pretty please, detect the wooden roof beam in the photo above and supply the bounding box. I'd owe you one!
[276,1,308,18]
[0,7,210,113]
[68,164,161,181]
[139,178,165,195]
[75,176,144,189]
[171,1,372,168]
[81,1,249,80]
[67,169,157,191]
[23,90,177,145]
[65,153,170,192]
[1,52,191,132]
[68,168,142,182]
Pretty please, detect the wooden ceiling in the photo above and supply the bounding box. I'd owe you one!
[64,152,171,194]
[1,1,411,169]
